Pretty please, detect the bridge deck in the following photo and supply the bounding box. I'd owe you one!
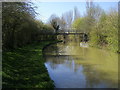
[56,33,84,35]
[38,33,84,35]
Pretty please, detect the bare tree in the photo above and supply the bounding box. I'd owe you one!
[59,15,66,30]
[85,0,103,33]
[62,10,73,30]
[74,6,80,20]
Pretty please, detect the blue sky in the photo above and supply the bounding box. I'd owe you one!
[33,2,118,23]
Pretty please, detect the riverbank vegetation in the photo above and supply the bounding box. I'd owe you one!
[2,2,57,88]
[72,2,118,52]
[2,2,56,50]
[2,1,119,88]
[3,41,55,88]
[47,1,118,53]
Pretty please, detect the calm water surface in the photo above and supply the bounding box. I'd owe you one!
[44,41,118,88]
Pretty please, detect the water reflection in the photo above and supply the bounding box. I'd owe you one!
[44,41,118,88]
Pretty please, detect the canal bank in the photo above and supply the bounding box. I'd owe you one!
[2,41,60,88]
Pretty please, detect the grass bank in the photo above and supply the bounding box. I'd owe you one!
[2,41,60,88]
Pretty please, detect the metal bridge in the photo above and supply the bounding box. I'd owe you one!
[55,32,84,35]
[56,30,86,35]
[38,30,86,35]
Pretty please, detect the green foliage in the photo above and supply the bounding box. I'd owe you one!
[2,41,55,88]
[89,8,118,52]
[72,18,87,33]
[2,2,55,50]
[105,9,118,52]
[2,2,57,88]
[72,18,82,30]
[71,2,118,52]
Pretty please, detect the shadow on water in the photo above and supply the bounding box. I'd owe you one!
[44,40,118,88]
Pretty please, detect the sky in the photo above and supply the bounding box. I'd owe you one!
[32,1,118,23]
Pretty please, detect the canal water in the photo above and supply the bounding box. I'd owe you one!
[44,41,118,88]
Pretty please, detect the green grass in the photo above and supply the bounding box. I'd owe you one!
[2,41,59,89]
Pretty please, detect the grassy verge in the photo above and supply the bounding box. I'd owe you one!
[2,41,59,88]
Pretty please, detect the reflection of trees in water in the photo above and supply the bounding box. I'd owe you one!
[45,41,118,88]
[44,44,59,55]
[46,54,117,87]
[46,56,67,70]
[46,55,81,73]
[46,55,117,88]
[81,65,117,88]
[73,62,81,73]
[46,56,71,69]
[82,65,102,88]
[59,35,82,44]
[45,40,85,56]
[64,57,74,70]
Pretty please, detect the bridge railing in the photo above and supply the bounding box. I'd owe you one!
[58,30,84,34]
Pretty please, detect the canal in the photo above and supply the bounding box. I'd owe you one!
[44,41,118,88]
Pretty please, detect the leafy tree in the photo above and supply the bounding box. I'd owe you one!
[90,7,118,52]
[62,10,73,30]
[105,8,118,52]
[2,2,55,50]
[72,17,86,33]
